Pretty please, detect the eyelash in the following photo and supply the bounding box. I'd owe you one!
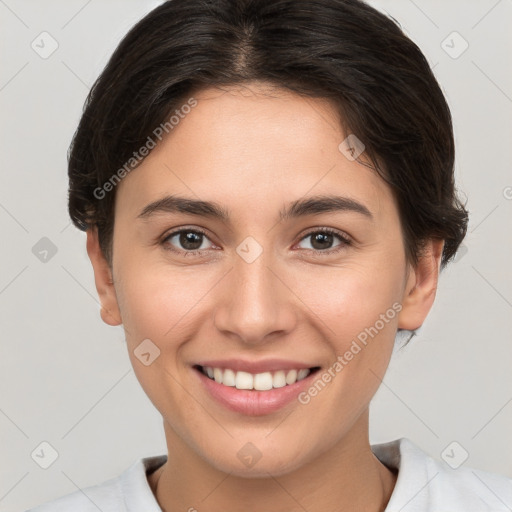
[160,226,352,258]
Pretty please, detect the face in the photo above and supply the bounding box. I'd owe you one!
[88,82,442,477]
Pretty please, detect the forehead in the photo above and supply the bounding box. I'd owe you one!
[115,82,396,225]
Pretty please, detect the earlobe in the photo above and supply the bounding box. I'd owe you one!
[86,227,122,326]
[397,239,444,331]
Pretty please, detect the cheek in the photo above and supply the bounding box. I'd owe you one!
[293,258,404,340]
[290,263,402,410]
[115,263,208,343]
[114,267,203,420]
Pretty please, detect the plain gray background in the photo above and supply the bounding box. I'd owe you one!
[1,0,511,511]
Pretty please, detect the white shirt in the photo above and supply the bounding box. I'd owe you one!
[26,438,512,511]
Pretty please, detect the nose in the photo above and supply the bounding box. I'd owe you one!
[213,249,298,346]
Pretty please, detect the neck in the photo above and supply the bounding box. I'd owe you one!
[149,411,397,512]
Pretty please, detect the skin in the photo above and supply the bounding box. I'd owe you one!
[87,81,444,512]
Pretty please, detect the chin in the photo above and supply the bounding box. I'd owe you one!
[197,436,312,478]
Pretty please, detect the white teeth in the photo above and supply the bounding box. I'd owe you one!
[222,368,236,387]
[235,371,253,390]
[272,370,287,388]
[202,366,312,390]
[253,372,273,391]
[297,368,310,381]
[285,369,298,384]
[213,367,223,384]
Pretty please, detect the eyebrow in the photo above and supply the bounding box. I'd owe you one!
[137,194,373,222]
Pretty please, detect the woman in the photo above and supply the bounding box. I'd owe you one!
[28,0,512,510]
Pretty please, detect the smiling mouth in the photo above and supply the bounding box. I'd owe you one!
[194,365,321,391]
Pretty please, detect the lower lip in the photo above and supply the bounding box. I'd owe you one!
[193,367,319,416]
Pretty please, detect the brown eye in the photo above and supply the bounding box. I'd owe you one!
[162,228,213,255]
[297,228,352,254]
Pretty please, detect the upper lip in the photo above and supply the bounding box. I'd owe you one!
[194,359,319,374]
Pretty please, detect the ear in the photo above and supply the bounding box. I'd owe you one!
[86,227,122,326]
[397,239,444,331]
